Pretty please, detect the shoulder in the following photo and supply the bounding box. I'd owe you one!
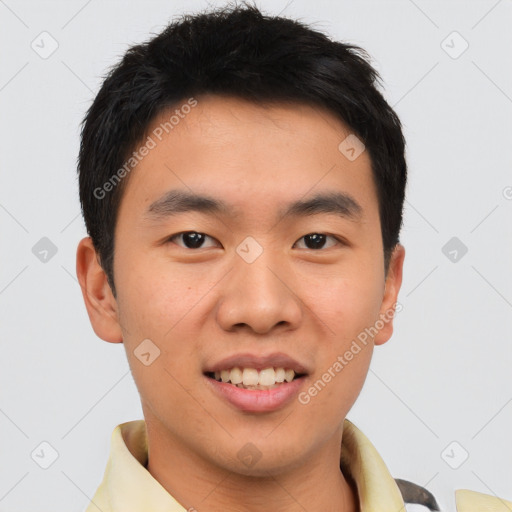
[455,489,512,511]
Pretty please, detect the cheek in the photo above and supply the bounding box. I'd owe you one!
[114,254,219,392]
[295,262,384,341]
[293,343,373,448]
[114,256,208,416]
[115,252,213,339]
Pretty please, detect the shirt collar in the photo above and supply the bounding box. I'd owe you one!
[86,418,405,512]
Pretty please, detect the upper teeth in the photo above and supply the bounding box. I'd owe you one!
[214,367,296,386]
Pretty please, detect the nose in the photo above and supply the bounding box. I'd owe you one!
[215,247,303,335]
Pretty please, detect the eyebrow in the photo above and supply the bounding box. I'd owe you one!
[145,189,363,223]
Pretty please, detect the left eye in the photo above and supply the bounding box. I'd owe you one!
[167,232,340,250]
[293,233,340,250]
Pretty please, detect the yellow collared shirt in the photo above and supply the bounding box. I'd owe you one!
[85,419,511,512]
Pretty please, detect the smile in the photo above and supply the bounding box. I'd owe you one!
[205,367,304,390]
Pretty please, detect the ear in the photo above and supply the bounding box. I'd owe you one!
[373,243,405,346]
[76,237,123,343]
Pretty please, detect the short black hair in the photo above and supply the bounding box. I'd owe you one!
[78,1,407,297]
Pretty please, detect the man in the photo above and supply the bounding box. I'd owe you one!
[75,3,510,511]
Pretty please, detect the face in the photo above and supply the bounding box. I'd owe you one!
[78,94,404,476]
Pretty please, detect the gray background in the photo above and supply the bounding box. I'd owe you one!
[1,0,511,510]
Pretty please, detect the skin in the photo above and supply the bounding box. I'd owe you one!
[76,94,405,512]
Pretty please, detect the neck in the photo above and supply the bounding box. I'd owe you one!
[144,418,359,512]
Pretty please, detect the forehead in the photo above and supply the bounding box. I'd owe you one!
[119,95,378,227]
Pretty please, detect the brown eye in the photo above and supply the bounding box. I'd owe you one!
[294,233,340,250]
[168,231,219,249]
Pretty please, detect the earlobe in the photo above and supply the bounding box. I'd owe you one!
[76,237,123,343]
[374,243,405,346]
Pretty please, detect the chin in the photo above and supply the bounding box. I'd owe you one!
[212,440,309,478]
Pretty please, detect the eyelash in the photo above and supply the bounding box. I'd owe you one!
[166,231,345,250]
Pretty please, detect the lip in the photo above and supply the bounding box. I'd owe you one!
[203,352,310,413]
[204,374,308,413]
[203,352,310,374]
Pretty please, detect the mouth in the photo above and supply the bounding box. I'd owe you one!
[204,367,307,390]
[203,353,310,412]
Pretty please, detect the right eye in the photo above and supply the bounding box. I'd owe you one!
[166,231,220,250]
